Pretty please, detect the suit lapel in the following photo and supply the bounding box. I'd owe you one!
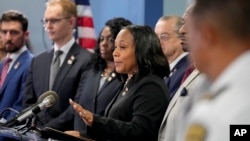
[43,49,54,90]
[169,55,189,76]
[99,71,117,93]
[92,71,102,97]
[164,55,190,89]
[104,84,123,117]
[52,43,78,90]
[0,51,30,92]
[160,69,200,129]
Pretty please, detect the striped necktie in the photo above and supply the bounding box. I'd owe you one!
[0,57,12,87]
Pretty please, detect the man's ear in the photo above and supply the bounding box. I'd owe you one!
[200,23,219,49]
[69,17,76,28]
[24,31,29,40]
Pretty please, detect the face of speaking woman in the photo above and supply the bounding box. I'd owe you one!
[113,28,138,78]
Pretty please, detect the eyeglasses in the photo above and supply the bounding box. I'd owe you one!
[159,33,180,41]
[41,17,70,26]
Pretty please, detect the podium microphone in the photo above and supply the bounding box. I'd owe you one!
[3,91,58,127]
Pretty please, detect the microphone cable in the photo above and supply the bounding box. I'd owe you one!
[0,108,20,120]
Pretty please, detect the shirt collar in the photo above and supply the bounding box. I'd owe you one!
[7,46,27,62]
[170,52,189,71]
[53,37,75,54]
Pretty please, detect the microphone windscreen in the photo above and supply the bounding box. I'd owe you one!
[43,95,57,107]
[38,91,58,103]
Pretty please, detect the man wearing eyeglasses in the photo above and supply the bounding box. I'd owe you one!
[155,16,190,99]
[23,0,92,129]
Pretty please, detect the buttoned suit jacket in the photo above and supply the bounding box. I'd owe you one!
[0,50,33,120]
[23,43,92,127]
[158,69,200,141]
[165,55,190,98]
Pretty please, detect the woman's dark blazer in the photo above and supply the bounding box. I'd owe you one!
[74,69,122,131]
[46,69,122,131]
[87,74,170,141]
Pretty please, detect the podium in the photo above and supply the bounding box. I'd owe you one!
[0,125,45,141]
[41,127,95,141]
[0,125,94,141]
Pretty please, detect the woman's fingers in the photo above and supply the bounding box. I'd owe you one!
[69,99,93,126]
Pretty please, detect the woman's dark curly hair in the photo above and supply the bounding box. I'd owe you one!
[91,17,132,71]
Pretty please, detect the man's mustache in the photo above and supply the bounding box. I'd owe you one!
[5,40,13,45]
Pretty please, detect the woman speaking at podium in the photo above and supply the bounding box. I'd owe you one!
[69,25,170,141]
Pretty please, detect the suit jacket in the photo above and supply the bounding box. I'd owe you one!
[23,43,92,127]
[46,69,122,131]
[165,55,190,99]
[158,69,200,141]
[87,74,170,141]
[0,50,33,120]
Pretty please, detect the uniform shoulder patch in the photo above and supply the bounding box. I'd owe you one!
[185,124,207,141]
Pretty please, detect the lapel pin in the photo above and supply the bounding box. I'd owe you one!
[108,77,112,81]
[122,87,129,96]
[14,62,20,69]
[71,55,75,61]
[111,73,116,77]
[67,60,72,65]
[68,55,75,65]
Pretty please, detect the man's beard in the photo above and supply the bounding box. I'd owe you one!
[4,41,22,53]
[5,45,21,53]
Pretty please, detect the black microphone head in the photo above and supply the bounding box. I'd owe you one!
[38,91,58,103]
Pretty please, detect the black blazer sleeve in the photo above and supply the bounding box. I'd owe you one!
[87,75,169,141]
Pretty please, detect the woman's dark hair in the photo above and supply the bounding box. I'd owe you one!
[124,25,170,79]
[91,17,132,71]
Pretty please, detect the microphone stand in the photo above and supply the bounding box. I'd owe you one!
[18,116,41,135]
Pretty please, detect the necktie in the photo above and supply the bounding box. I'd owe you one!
[49,50,63,89]
[0,57,12,87]
[181,64,195,84]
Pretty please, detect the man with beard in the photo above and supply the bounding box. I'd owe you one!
[0,10,33,122]
[0,33,7,61]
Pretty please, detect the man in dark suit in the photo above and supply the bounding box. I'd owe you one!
[0,10,33,121]
[155,16,190,99]
[23,0,92,128]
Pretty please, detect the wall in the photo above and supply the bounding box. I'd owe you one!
[90,0,145,39]
[0,0,50,54]
[163,0,188,16]
[0,0,188,55]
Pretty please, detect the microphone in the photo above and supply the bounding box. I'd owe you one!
[21,91,57,115]
[3,91,58,127]
[37,91,58,103]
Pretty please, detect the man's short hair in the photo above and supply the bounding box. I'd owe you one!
[192,0,250,40]
[46,0,77,18]
[0,10,28,32]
